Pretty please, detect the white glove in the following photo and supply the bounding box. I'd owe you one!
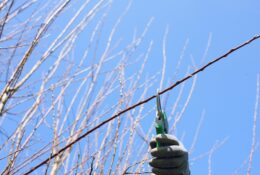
[149,134,190,175]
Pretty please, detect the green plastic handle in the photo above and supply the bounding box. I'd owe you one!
[155,124,165,147]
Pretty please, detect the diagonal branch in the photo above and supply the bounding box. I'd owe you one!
[246,74,259,175]
[0,0,14,39]
[0,0,72,116]
[23,34,260,175]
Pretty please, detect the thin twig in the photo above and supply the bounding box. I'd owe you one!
[124,171,152,174]
[0,0,14,39]
[89,156,95,175]
[23,34,260,175]
[189,109,206,154]
[208,137,228,175]
[122,158,150,174]
[246,74,259,175]
[0,0,72,116]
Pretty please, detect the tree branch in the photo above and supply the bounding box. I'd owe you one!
[23,34,260,175]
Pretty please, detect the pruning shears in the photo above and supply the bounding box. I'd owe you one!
[155,90,169,147]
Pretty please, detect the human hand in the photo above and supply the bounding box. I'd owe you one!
[149,134,190,175]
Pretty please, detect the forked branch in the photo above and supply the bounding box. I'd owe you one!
[23,34,260,174]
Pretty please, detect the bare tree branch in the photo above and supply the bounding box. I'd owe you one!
[247,74,259,175]
[0,0,15,39]
[0,0,72,116]
[23,34,260,175]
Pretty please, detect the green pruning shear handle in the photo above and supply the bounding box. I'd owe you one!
[155,90,169,148]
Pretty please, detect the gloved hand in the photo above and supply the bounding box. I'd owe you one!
[149,134,190,175]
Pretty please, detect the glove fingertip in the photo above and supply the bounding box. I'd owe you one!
[150,138,157,149]
[156,134,179,146]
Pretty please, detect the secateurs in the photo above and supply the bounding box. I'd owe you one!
[155,90,169,147]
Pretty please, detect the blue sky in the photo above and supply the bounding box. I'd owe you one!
[1,0,260,174]
[110,0,260,174]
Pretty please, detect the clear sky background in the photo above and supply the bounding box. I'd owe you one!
[1,0,260,174]
[108,0,260,174]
